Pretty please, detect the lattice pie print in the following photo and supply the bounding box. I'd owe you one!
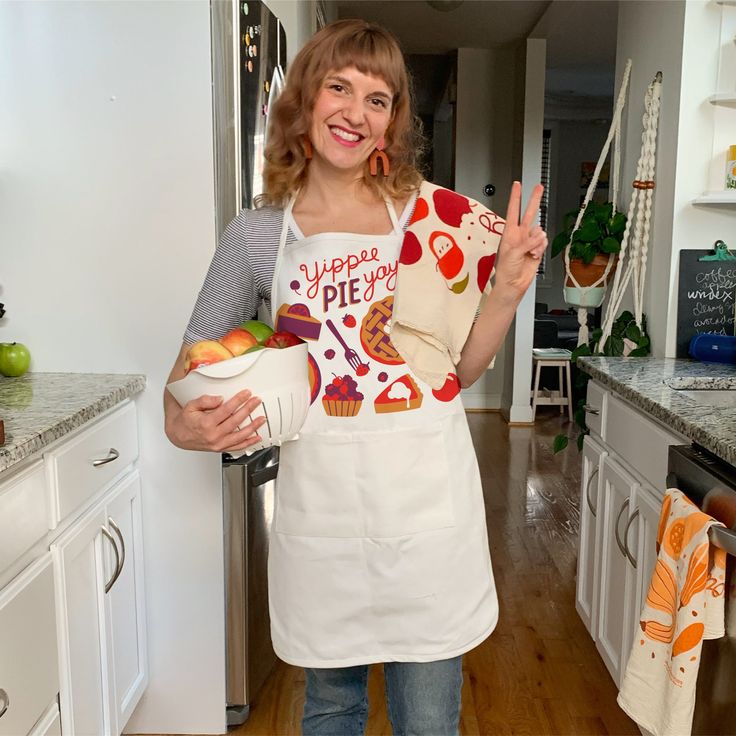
[360,296,405,365]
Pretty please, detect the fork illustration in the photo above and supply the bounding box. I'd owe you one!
[325,318,368,373]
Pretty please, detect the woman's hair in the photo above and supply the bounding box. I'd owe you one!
[258,19,425,208]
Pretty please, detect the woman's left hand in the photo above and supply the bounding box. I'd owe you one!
[493,181,548,301]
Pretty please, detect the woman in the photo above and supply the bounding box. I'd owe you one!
[165,19,547,736]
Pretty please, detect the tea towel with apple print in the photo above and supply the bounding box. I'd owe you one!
[618,488,727,736]
[390,180,504,390]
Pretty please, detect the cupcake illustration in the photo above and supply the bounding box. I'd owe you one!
[322,374,364,417]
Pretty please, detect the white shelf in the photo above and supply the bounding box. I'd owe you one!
[715,1,736,6]
[708,93,736,107]
[693,190,736,205]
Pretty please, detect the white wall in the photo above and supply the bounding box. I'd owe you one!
[666,0,736,355]
[615,0,736,357]
[264,0,316,61]
[615,0,686,357]
[1,1,274,733]
[454,47,512,410]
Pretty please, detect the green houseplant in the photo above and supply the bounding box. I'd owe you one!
[553,311,650,454]
[551,200,627,264]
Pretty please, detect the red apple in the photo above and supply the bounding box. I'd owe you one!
[263,331,303,349]
[184,340,233,373]
[432,373,461,402]
[219,327,258,356]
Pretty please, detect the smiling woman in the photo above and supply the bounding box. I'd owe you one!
[165,17,547,736]
[258,19,424,208]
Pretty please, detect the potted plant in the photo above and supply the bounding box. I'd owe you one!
[553,311,650,453]
[551,201,627,307]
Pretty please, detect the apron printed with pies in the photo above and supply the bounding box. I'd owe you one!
[267,193,499,668]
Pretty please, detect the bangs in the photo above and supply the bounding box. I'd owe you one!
[310,27,405,98]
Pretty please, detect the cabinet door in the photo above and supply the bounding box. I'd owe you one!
[52,505,115,736]
[104,471,148,732]
[575,436,607,637]
[620,484,663,676]
[0,555,58,736]
[596,455,639,686]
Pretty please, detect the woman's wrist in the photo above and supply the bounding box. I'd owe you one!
[487,282,523,311]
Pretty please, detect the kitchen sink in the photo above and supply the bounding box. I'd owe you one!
[664,375,736,407]
[674,389,736,408]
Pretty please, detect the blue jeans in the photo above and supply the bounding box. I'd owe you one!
[302,656,463,736]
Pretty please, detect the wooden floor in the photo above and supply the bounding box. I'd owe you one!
[230,411,638,736]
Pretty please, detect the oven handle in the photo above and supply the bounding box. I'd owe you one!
[667,471,736,556]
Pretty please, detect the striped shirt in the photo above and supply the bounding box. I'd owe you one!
[184,198,416,344]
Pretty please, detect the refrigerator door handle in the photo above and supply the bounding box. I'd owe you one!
[250,464,279,486]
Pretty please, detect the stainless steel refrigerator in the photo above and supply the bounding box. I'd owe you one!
[223,448,280,726]
[210,1,287,726]
[238,0,287,209]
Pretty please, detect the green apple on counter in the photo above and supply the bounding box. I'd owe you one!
[0,342,31,377]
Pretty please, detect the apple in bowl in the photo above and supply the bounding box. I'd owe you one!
[219,327,258,356]
[184,340,232,373]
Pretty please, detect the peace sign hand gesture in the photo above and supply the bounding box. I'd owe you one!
[494,182,548,302]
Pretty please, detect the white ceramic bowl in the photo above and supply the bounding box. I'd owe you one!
[167,342,310,453]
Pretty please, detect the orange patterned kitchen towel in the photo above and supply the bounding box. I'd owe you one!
[390,181,504,390]
[618,488,727,736]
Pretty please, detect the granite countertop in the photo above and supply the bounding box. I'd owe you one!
[0,372,146,474]
[578,357,736,466]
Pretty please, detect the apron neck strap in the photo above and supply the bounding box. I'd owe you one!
[383,196,402,236]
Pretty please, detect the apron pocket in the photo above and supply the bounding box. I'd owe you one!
[273,420,456,539]
[356,420,455,538]
[274,433,363,538]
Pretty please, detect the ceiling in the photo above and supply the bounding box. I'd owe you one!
[333,0,551,54]
[331,0,619,101]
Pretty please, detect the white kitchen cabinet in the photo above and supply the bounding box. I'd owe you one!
[0,554,58,736]
[576,379,685,687]
[53,470,146,736]
[620,483,663,677]
[575,435,607,637]
[105,472,148,731]
[596,455,640,685]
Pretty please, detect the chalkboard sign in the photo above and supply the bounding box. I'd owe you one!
[676,249,736,357]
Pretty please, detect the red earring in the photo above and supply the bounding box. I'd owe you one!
[369,138,390,176]
[302,137,313,160]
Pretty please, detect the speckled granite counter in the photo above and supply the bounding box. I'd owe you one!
[0,373,146,474]
[578,357,736,466]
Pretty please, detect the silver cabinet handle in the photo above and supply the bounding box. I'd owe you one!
[624,508,640,568]
[0,688,8,719]
[101,525,120,594]
[614,498,631,558]
[584,404,600,415]
[585,467,600,517]
[93,448,120,467]
[108,517,125,588]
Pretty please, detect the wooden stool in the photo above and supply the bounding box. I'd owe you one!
[531,350,573,422]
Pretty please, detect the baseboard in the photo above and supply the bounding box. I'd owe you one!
[459,392,502,411]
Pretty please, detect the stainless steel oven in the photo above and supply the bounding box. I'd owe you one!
[223,447,279,726]
[668,444,736,735]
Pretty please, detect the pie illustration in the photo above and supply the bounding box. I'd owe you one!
[360,296,404,365]
[276,303,322,340]
[374,374,423,413]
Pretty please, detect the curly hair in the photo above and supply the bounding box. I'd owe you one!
[257,19,425,208]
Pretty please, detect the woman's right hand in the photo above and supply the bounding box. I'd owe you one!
[165,388,267,453]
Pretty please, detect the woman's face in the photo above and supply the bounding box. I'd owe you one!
[309,66,393,174]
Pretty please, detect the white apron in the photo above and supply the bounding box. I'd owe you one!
[267,194,498,668]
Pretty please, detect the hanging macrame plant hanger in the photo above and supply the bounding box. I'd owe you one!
[596,70,663,352]
[562,59,632,344]
[562,61,663,349]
